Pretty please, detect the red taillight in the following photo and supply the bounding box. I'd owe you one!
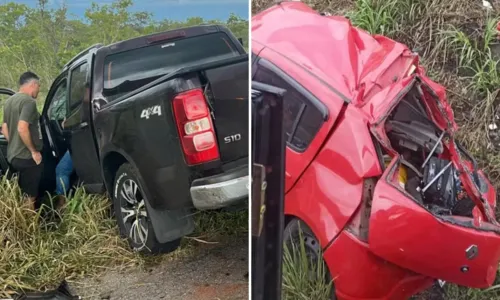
[172,89,219,165]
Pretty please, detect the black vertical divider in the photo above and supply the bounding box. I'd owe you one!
[251,81,286,300]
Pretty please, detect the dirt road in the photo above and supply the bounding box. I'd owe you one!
[71,235,248,300]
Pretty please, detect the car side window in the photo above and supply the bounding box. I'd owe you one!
[69,63,88,113]
[253,61,324,152]
[47,80,68,121]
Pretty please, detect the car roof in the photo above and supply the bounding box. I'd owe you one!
[252,1,413,102]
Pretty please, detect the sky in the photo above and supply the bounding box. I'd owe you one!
[8,0,249,21]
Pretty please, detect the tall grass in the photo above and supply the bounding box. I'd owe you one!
[444,17,500,95]
[0,176,138,297]
[347,0,401,36]
[282,228,332,300]
[347,0,424,37]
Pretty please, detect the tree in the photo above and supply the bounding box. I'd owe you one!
[0,0,248,97]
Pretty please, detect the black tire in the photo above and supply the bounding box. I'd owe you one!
[283,218,336,299]
[113,163,181,254]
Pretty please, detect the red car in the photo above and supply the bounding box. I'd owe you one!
[252,2,500,299]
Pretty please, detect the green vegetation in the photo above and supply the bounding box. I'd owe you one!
[0,174,247,297]
[252,0,500,299]
[0,178,138,297]
[282,231,332,300]
[0,0,248,296]
[0,0,248,94]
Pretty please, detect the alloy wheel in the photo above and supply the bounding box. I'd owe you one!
[120,178,148,250]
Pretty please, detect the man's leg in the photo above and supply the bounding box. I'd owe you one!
[12,158,43,210]
[54,151,73,209]
[55,150,73,196]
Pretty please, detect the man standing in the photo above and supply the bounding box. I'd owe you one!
[2,71,43,208]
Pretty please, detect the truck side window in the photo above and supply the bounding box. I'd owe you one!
[47,81,67,121]
[253,61,323,152]
[69,63,88,113]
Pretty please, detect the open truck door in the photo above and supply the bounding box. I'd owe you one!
[0,88,15,176]
[251,81,287,300]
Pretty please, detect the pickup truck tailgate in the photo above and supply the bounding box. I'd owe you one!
[205,59,249,163]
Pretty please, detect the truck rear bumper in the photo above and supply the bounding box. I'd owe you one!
[190,165,248,210]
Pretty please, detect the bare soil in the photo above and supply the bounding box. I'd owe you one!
[69,236,248,300]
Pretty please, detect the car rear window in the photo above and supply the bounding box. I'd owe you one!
[103,32,239,101]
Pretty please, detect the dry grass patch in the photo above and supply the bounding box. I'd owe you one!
[0,177,139,298]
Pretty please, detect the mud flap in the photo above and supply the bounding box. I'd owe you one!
[145,200,194,243]
[368,156,500,288]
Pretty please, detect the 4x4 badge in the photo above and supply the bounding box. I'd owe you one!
[140,105,162,119]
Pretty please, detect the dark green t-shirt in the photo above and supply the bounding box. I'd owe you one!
[3,93,43,162]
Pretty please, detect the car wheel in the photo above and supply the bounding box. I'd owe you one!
[283,218,336,299]
[113,163,181,254]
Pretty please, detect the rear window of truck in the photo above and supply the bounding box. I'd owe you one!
[103,32,239,101]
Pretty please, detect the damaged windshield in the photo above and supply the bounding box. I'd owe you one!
[103,32,239,101]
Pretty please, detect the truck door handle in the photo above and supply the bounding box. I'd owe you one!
[92,98,108,111]
[79,122,88,129]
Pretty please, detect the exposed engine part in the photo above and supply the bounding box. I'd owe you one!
[384,156,407,189]
[401,158,423,178]
[422,158,456,207]
[428,204,452,216]
[421,130,446,169]
[421,157,474,217]
[386,120,444,154]
[421,161,452,193]
[406,176,423,203]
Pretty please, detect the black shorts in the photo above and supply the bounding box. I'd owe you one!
[10,158,44,198]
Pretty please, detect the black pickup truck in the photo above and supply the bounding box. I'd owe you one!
[0,25,249,254]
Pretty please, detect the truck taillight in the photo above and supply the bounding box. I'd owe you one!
[172,89,219,165]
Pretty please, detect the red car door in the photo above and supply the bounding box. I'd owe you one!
[254,47,345,192]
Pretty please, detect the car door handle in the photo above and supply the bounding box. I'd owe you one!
[79,122,88,129]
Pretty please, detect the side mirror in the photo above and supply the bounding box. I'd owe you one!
[238,37,244,46]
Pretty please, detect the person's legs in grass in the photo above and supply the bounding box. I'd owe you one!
[11,158,44,211]
[55,150,73,208]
